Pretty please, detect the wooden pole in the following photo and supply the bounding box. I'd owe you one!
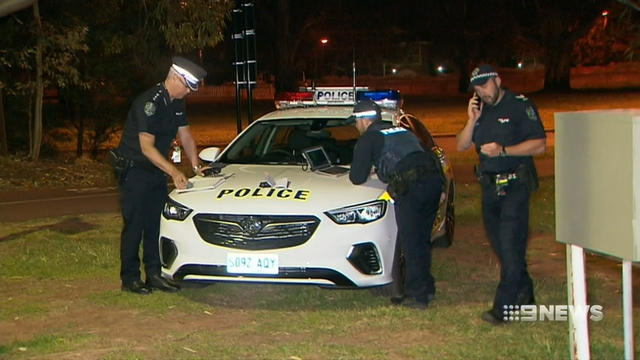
[0,85,7,156]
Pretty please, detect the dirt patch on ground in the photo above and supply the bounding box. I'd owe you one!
[0,154,115,191]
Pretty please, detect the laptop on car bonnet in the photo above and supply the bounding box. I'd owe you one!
[301,145,350,177]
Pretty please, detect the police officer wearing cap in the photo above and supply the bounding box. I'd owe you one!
[115,56,208,295]
[456,64,546,324]
[349,99,446,310]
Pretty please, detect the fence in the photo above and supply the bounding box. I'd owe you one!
[186,66,640,100]
[188,83,275,100]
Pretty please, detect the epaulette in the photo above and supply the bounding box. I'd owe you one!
[151,87,163,102]
[515,94,529,101]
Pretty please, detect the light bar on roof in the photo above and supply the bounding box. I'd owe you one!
[273,87,403,110]
[274,91,315,110]
[356,89,403,110]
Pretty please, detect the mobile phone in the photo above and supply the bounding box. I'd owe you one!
[474,93,482,109]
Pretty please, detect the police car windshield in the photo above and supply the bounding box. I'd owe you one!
[218,118,360,166]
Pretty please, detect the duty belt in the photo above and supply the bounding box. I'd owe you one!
[387,166,440,196]
[474,165,518,196]
[389,166,437,183]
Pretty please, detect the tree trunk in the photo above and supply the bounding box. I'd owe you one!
[75,104,84,157]
[543,42,572,91]
[0,87,7,156]
[30,0,43,162]
[457,59,471,93]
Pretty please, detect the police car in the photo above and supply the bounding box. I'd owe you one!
[159,87,455,298]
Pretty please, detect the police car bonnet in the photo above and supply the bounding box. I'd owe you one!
[172,56,207,91]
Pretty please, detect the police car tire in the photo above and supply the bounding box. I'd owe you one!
[432,180,455,249]
[369,235,405,298]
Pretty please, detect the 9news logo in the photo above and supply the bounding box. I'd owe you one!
[503,305,604,322]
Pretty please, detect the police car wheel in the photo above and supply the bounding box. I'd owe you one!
[369,235,405,298]
[433,181,455,248]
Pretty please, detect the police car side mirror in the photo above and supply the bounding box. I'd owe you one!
[199,147,221,163]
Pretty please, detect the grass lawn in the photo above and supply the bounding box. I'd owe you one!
[2,179,640,359]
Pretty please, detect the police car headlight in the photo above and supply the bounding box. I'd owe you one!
[325,200,387,224]
[163,198,193,221]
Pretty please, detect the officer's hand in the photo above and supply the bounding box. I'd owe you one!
[171,170,189,190]
[480,142,502,157]
[468,94,482,122]
[195,166,211,177]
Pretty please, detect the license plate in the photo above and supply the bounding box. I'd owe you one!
[226,253,279,275]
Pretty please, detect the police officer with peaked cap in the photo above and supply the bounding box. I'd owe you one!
[349,99,446,310]
[455,64,546,324]
[115,56,208,295]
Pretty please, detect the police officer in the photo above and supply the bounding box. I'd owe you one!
[349,100,446,310]
[115,56,208,295]
[456,64,546,324]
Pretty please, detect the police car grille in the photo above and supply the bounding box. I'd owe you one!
[193,214,321,250]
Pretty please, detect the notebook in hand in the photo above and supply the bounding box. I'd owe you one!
[301,145,349,177]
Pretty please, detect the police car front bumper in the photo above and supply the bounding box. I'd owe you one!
[159,213,397,288]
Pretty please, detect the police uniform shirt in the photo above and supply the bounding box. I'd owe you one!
[118,83,188,163]
[472,89,546,174]
[350,121,432,185]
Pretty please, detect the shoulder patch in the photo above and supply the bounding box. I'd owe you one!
[515,94,529,101]
[144,102,156,116]
[526,106,538,121]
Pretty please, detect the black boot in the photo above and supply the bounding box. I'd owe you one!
[121,280,152,295]
[146,274,180,293]
[481,309,508,325]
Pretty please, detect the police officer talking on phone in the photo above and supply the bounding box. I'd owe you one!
[455,64,546,324]
[113,57,208,295]
[349,100,446,310]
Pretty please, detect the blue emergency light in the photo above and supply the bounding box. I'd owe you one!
[356,89,403,110]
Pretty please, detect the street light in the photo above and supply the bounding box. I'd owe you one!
[316,38,329,78]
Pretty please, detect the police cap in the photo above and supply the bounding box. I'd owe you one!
[172,56,207,91]
[468,64,499,91]
[347,99,382,124]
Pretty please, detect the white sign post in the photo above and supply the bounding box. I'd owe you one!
[555,109,640,360]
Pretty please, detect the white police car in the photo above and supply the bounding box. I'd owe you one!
[159,87,455,297]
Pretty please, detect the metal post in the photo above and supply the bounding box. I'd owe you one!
[623,260,634,360]
[567,244,591,359]
[242,0,257,125]
[232,5,244,135]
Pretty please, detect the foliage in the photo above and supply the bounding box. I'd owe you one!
[573,4,640,65]
[153,0,234,54]
[0,0,234,160]
[513,0,613,90]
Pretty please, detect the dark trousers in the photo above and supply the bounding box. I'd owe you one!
[393,174,443,303]
[481,179,534,316]
[119,167,168,284]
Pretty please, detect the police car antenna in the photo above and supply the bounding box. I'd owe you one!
[352,48,356,100]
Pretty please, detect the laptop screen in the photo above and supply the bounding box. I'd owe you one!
[302,146,331,169]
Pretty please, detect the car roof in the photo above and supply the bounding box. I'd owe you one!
[256,106,400,123]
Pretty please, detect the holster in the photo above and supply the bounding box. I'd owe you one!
[516,164,539,192]
[474,164,493,187]
[388,174,409,196]
[108,148,128,184]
